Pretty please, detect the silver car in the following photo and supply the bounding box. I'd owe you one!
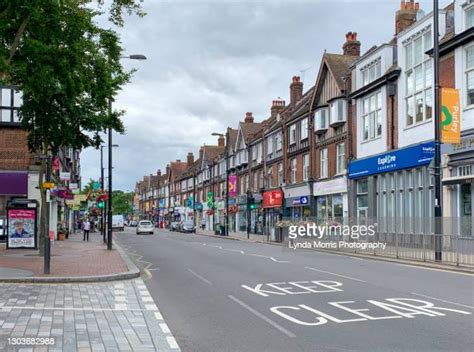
[136,220,154,235]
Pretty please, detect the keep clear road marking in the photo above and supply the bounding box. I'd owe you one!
[188,269,212,285]
[410,292,474,310]
[305,266,366,283]
[228,295,296,338]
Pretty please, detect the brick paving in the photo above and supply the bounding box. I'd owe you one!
[0,278,180,351]
[0,232,127,278]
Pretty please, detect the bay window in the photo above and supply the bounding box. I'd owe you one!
[361,91,382,141]
[330,100,346,125]
[320,148,328,179]
[404,30,433,126]
[466,45,474,107]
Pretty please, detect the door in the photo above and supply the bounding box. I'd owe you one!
[460,183,473,236]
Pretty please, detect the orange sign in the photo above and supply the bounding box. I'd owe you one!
[441,88,461,144]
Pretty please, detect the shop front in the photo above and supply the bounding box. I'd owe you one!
[313,177,348,225]
[348,141,435,235]
[262,189,284,239]
[442,133,474,236]
[283,184,311,221]
[249,193,263,235]
[236,195,247,233]
[227,198,237,232]
[0,172,28,241]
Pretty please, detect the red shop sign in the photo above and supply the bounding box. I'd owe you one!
[263,190,283,208]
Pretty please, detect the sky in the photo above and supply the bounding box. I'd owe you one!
[80,0,452,192]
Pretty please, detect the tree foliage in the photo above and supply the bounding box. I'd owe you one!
[111,190,134,216]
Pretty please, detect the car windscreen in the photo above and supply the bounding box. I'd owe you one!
[140,221,152,225]
[183,221,194,226]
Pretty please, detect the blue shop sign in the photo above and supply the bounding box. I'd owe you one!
[348,141,435,179]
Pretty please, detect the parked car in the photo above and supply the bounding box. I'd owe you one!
[170,222,179,232]
[112,215,125,231]
[179,220,196,233]
[129,220,138,227]
[136,220,154,235]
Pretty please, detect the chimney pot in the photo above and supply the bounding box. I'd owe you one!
[244,112,254,123]
[396,1,419,35]
[343,31,361,56]
[290,76,303,106]
[271,98,286,118]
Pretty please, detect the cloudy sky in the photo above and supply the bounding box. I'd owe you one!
[81,0,451,192]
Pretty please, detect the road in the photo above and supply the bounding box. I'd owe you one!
[116,227,474,352]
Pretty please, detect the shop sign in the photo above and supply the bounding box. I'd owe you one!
[285,196,311,208]
[252,193,263,203]
[441,88,461,144]
[159,199,165,208]
[237,195,247,205]
[217,201,225,210]
[168,207,174,212]
[263,190,283,208]
[442,135,474,155]
[228,198,236,205]
[7,208,37,249]
[207,192,214,208]
[69,183,78,190]
[59,172,70,181]
[313,177,347,196]
[348,141,435,179]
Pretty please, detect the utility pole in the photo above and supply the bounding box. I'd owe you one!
[107,123,113,250]
[44,152,51,274]
[100,146,105,243]
[225,131,229,236]
[433,0,442,261]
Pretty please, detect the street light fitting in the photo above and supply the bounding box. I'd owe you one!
[122,54,147,60]
[211,132,224,137]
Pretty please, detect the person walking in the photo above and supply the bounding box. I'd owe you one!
[83,219,91,241]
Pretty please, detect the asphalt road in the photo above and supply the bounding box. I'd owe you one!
[116,227,474,352]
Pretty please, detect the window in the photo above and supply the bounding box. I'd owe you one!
[267,136,273,157]
[0,87,22,123]
[258,170,264,188]
[275,133,282,151]
[467,5,474,29]
[336,143,345,175]
[301,118,308,140]
[361,91,383,141]
[330,100,346,124]
[320,148,328,179]
[315,108,328,130]
[252,143,262,162]
[458,165,473,176]
[303,154,309,181]
[253,173,258,191]
[466,45,474,106]
[291,158,297,183]
[404,30,433,126]
[361,59,382,86]
[278,163,283,185]
[357,179,369,225]
[289,124,297,145]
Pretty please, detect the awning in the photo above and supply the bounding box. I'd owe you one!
[0,172,28,196]
[442,175,474,186]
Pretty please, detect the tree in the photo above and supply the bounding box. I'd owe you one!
[0,0,145,255]
[111,190,134,216]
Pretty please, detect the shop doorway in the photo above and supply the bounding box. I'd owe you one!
[460,184,472,236]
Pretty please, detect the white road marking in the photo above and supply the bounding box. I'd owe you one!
[154,312,163,320]
[410,293,474,310]
[145,304,158,311]
[270,257,290,263]
[114,303,128,310]
[166,336,180,349]
[304,267,366,283]
[160,322,171,333]
[228,295,296,338]
[396,263,474,276]
[188,269,212,285]
[114,290,126,295]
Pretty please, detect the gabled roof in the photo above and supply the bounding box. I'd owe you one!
[286,85,315,123]
[168,161,188,181]
[202,145,225,166]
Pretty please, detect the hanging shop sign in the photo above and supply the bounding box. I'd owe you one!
[348,141,435,179]
[59,172,71,181]
[441,88,461,144]
[263,190,283,208]
[228,175,238,197]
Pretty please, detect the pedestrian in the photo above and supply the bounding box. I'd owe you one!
[83,219,91,241]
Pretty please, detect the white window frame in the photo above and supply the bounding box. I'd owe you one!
[466,3,474,30]
[330,100,346,124]
[278,162,283,185]
[291,158,297,184]
[361,90,383,141]
[275,133,282,151]
[267,136,273,156]
[361,58,382,86]
[315,108,328,130]
[303,153,309,181]
[301,118,308,140]
[336,143,345,175]
[404,29,433,127]
[465,44,474,108]
[320,148,328,179]
[289,124,296,145]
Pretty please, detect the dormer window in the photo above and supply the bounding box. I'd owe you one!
[361,58,382,86]
[315,107,328,133]
[466,4,474,29]
[330,100,346,127]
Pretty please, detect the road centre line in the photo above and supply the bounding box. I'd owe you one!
[304,267,366,283]
[227,295,296,338]
[188,269,212,285]
[410,292,474,310]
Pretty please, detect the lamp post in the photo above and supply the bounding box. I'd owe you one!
[100,144,118,243]
[433,0,442,261]
[212,132,229,236]
[107,54,147,250]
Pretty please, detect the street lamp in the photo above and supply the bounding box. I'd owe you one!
[100,144,118,243]
[211,132,228,236]
[107,53,147,250]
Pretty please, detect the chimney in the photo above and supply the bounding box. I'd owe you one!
[187,152,194,166]
[199,146,204,160]
[176,159,181,163]
[244,112,254,123]
[271,99,285,119]
[342,32,361,56]
[290,76,303,106]
[217,135,225,147]
[166,164,170,176]
[396,1,419,35]
[157,169,161,177]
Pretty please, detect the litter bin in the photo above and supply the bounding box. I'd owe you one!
[214,224,221,236]
[220,225,227,236]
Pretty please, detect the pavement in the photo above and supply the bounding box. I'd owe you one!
[0,278,180,351]
[116,227,474,352]
[0,232,138,282]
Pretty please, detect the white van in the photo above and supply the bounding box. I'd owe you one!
[112,215,125,231]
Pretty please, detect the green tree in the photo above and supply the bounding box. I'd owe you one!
[0,0,144,254]
[111,190,134,216]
